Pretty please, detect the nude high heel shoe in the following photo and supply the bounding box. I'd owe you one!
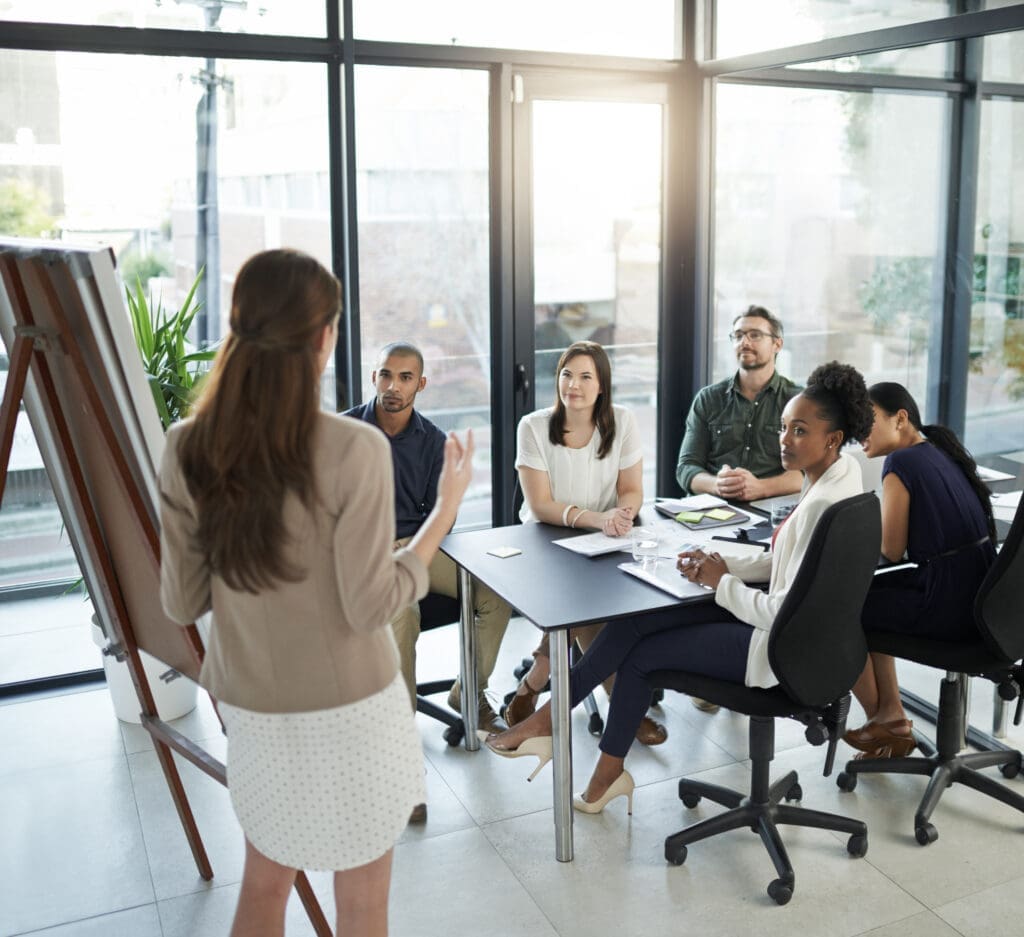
[484,735,553,782]
[573,770,635,815]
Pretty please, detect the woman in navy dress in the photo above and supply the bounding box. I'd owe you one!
[844,382,996,759]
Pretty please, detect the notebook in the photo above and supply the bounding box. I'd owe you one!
[654,500,749,531]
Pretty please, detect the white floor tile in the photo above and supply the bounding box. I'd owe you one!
[0,757,155,935]
[13,904,162,937]
[0,689,124,778]
[934,875,1024,936]
[392,827,558,937]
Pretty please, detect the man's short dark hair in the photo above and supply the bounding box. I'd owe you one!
[378,341,425,373]
[733,305,784,340]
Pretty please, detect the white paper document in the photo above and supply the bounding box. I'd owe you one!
[978,465,1015,482]
[655,494,728,514]
[618,561,710,599]
[992,490,1022,522]
[552,531,631,557]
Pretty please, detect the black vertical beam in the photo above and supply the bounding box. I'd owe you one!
[930,34,982,432]
[659,0,709,495]
[489,64,517,526]
[511,71,536,445]
[332,0,361,411]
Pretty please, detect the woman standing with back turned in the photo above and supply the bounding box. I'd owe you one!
[159,249,474,937]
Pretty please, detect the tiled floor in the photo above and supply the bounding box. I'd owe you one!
[3,615,1024,937]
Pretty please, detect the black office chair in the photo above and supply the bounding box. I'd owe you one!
[414,592,466,747]
[836,499,1024,845]
[650,493,881,905]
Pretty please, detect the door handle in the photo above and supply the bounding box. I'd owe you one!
[514,362,530,397]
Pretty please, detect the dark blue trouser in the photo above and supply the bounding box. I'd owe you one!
[567,604,753,759]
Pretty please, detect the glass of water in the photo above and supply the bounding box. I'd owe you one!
[771,501,797,528]
[631,527,659,569]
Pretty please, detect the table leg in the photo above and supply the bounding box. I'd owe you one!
[549,628,574,862]
[457,566,480,751]
[992,683,1009,738]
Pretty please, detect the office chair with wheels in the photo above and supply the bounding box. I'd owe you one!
[650,493,881,905]
[414,591,466,746]
[836,498,1024,845]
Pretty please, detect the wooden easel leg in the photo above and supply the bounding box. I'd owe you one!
[151,737,214,881]
[294,872,333,937]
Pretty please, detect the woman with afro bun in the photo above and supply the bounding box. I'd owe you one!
[486,361,875,813]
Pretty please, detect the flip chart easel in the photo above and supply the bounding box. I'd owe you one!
[0,239,331,935]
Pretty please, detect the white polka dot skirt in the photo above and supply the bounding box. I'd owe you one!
[219,673,425,871]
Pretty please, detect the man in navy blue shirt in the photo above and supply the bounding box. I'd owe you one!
[344,343,512,747]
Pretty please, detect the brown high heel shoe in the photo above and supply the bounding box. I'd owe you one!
[854,734,917,760]
[503,672,544,727]
[635,715,668,746]
[843,718,914,754]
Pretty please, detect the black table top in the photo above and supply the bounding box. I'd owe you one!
[440,522,712,632]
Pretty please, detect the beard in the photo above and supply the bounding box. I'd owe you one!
[738,357,770,372]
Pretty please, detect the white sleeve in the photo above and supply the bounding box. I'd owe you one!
[515,412,550,472]
[616,407,643,470]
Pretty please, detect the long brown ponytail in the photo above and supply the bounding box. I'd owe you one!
[175,249,340,592]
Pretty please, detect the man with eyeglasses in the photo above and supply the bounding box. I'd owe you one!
[676,305,803,503]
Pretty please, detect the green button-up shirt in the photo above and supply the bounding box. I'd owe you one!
[675,370,801,494]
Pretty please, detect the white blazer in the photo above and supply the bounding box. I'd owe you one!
[714,453,864,688]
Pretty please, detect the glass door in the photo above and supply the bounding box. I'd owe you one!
[512,73,666,501]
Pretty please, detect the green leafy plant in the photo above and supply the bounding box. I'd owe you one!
[126,270,216,429]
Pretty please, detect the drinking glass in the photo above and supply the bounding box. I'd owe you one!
[631,527,659,569]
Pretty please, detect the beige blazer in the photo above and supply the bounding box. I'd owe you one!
[159,412,429,713]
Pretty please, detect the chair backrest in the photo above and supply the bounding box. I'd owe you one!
[768,493,881,707]
[419,592,461,632]
[974,497,1024,663]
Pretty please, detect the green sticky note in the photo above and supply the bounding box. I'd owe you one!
[705,508,735,521]
[676,511,704,523]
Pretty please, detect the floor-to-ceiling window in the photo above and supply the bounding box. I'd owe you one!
[710,82,950,403]
[2,1,1023,691]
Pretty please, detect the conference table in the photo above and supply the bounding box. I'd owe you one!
[442,460,1022,861]
[440,507,762,861]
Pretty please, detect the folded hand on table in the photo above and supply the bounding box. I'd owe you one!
[677,549,727,589]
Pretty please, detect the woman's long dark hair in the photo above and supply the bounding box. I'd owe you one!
[174,249,341,592]
[868,381,995,540]
[548,341,616,459]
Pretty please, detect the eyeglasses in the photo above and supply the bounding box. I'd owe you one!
[729,329,777,344]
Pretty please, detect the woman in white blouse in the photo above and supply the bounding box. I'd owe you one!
[489,362,875,813]
[503,342,668,745]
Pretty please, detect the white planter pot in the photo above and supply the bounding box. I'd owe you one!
[90,618,198,723]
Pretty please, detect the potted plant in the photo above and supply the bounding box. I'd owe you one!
[126,270,217,429]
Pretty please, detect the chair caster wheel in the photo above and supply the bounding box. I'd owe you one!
[847,833,868,858]
[443,725,464,747]
[767,879,793,905]
[665,843,687,866]
[681,792,702,809]
[915,822,938,846]
[1000,759,1020,780]
[588,712,604,737]
[784,783,802,802]
[836,771,857,792]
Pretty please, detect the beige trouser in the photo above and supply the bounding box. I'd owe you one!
[391,540,513,708]
[533,624,615,697]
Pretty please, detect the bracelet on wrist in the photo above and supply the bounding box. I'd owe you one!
[561,503,576,527]
[570,507,586,528]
